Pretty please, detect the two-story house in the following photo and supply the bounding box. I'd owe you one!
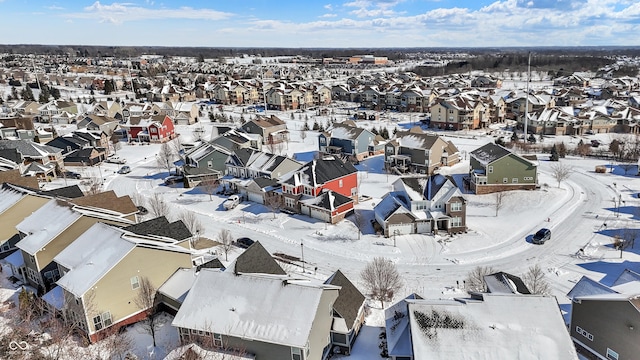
[121,114,176,143]
[172,269,340,360]
[280,156,358,223]
[469,143,538,194]
[318,121,376,162]
[374,175,466,237]
[385,128,460,175]
[0,139,63,180]
[51,222,193,342]
[241,115,289,145]
[566,269,640,360]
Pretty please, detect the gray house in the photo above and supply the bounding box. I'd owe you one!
[567,269,640,360]
[241,115,288,145]
[385,128,460,175]
[182,142,231,187]
[324,270,366,356]
[172,269,340,360]
[374,175,466,237]
[319,121,376,161]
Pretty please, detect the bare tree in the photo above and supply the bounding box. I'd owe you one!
[464,265,496,293]
[522,264,551,295]
[134,276,159,347]
[550,163,573,188]
[264,193,283,220]
[200,178,220,201]
[360,257,403,308]
[494,191,506,217]
[217,228,234,261]
[111,138,121,155]
[85,177,103,195]
[156,142,175,174]
[98,327,135,360]
[353,209,367,240]
[147,193,170,218]
[178,211,204,243]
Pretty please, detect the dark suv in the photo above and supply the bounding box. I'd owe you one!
[236,237,255,249]
[532,228,551,244]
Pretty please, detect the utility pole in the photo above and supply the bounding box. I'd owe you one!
[301,239,305,273]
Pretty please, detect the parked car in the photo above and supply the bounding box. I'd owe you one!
[62,171,81,179]
[235,237,255,249]
[223,194,240,210]
[117,165,131,174]
[106,157,127,164]
[591,140,601,148]
[532,228,551,244]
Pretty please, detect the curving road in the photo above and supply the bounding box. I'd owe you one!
[106,155,625,298]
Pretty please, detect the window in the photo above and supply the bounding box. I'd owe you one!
[285,198,296,208]
[94,312,112,331]
[606,348,619,360]
[512,178,518,183]
[102,312,112,327]
[131,276,140,290]
[93,315,103,331]
[213,333,222,347]
[503,178,508,183]
[351,187,357,197]
[291,347,302,360]
[524,176,533,181]
[1,242,10,252]
[339,179,343,188]
[450,202,462,212]
[303,186,313,196]
[451,217,462,227]
[332,332,347,344]
[207,160,213,168]
[488,166,493,173]
[575,326,593,341]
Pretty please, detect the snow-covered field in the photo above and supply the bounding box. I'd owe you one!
[6,106,639,358]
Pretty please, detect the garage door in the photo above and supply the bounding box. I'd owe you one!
[248,191,264,204]
[416,221,431,234]
[388,223,413,236]
[309,207,331,222]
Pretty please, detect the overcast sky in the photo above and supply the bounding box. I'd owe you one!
[1,0,639,48]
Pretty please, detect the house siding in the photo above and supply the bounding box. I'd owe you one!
[321,173,358,200]
[308,289,340,360]
[0,195,49,246]
[85,246,192,339]
[570,299,639,360]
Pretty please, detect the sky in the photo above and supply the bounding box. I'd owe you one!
[0,0,639,48]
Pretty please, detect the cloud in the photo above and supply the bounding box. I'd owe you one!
[324,4,333,10]
[320,13,338,18]
[65,1,233,24]
[46,5,65,11]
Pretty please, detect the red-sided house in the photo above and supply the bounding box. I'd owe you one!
[122,114,176,143]
[280,155,358,223]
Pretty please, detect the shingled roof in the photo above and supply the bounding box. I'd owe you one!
[325,270,366,330]
[123,216,192,241]
[230,241,286,275]
[70,190,138,215]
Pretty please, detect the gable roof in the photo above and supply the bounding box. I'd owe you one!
[70,190,138,216]
[228,241,286,275]
[325,270,365,330]
[123,216,192,241]
[172,270,337,348]
[283,155,357,187]
[470,143,513,166]
[483,272,531,295]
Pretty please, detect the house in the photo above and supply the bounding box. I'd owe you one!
[319,121,376,162]
[0,188,50,262]
[172,269,340,360]
[280,156,358,223]
[51,222,193,342]
[76,114,120,136]
[121,114,176,143]
[122,216,193,246]
[241,115,289,145]
[469,143,538,194]
[15,198,136,292]
[385,128,460,175]
[374,175,466,237]
[566,269,640,360]
[0,139,64,180]
[171,102,199,125]
[182,142,232,187]
[225,148,303,180]
[385,293,578,360]
[62,147,106,166]
[324,270,366,356]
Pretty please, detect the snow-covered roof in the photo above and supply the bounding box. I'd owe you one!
[407,295,577,360]
[16,199,82,255]
[42,286,65,311]
[0,187,25,214]
[172,269,338,348]
[566,276,618,300]
[4,249,24,268]
[158,267,198,304]
[55,223,136,297]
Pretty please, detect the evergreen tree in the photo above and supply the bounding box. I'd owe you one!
[550,144,559,161]
[103,79,115,95]
[21,86,35,101]
[371,127,379,135]
[392,127,398,136]
[511,131,519,142]
[303,121,309,131]
[381,128,390,139]
[558,142,567,158]
[312,120,320,131]
[50,87,60,99]
[38,86,50,103]
[11,86,18,100]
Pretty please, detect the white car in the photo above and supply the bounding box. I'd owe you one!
[223,195,240,210]
[106,157,127,164]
